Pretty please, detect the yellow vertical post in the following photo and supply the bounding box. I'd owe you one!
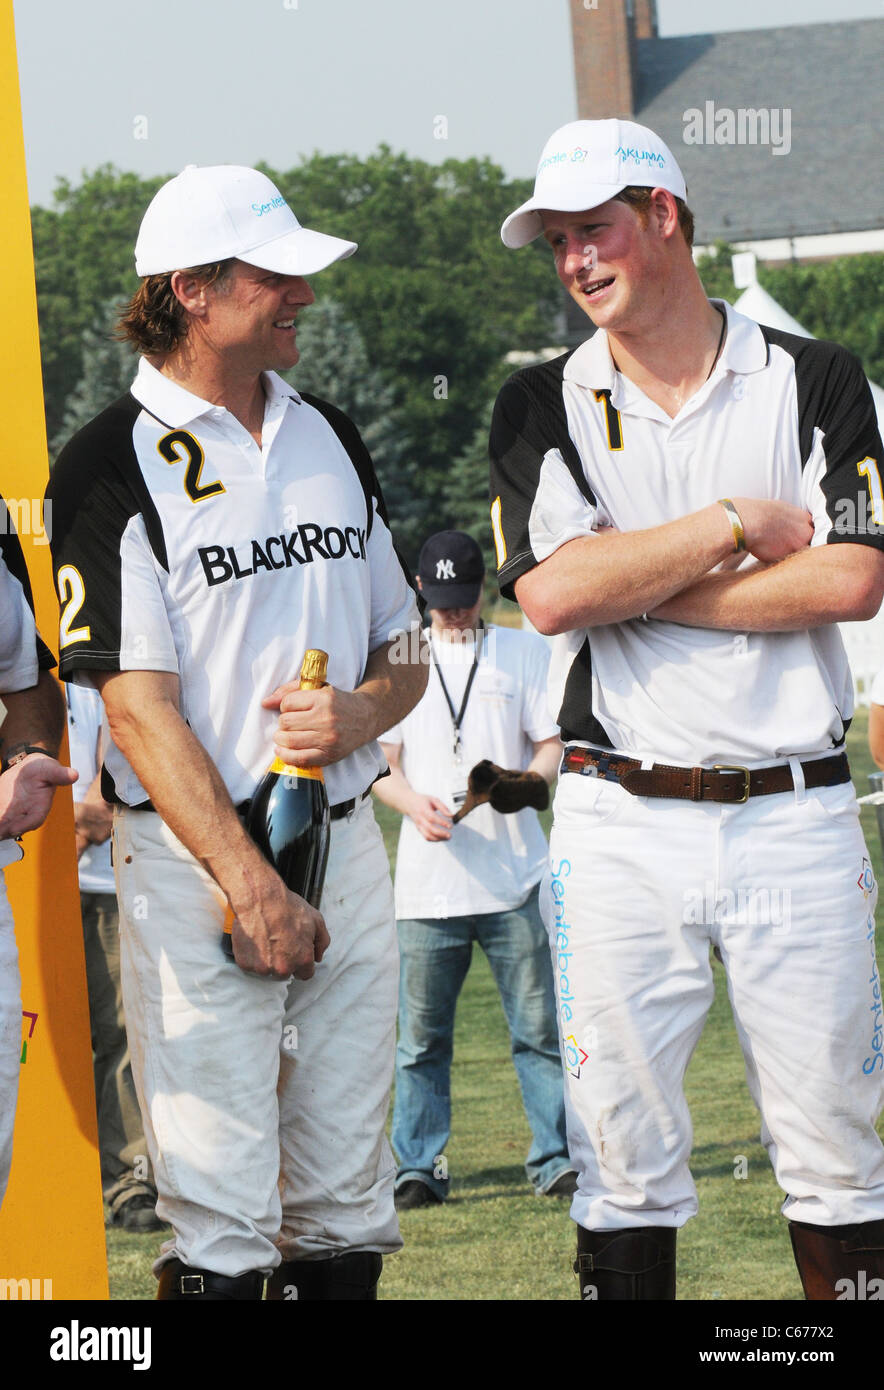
[0,0,108,1298]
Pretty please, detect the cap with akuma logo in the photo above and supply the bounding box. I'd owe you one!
[501,119,686,249]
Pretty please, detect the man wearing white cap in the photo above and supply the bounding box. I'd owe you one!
[47,165,426,1299]
[492,119,884,1300]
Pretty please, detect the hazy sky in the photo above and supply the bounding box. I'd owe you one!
[14,0,884,206]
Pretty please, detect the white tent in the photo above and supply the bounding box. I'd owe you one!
[734,280,812,339]
[733,257,884,704]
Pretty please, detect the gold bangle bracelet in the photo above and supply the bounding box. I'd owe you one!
[718,498,745,553]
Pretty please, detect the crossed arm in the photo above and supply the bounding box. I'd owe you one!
[515,498,884,635]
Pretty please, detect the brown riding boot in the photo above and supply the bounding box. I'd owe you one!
[789,1218,884,1300]
[574,1225,676,1300]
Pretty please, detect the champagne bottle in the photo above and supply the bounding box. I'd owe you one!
[222,649,332,961]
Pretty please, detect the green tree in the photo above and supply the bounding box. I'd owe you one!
[50,297,137,457]
[32,165,164,443]
[764,255,884,383]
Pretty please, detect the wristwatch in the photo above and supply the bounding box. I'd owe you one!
[1,743,49,774]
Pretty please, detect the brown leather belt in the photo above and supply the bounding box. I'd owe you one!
[560,745,851,804]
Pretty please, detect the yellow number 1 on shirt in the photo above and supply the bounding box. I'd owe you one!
[858,457,884,527]
[491,495,507,568]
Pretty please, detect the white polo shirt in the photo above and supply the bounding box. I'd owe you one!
[489,301,884,766]
[47,361,419,808]
[382,623,557,919]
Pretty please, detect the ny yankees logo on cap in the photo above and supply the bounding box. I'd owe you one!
[418,530,485,610]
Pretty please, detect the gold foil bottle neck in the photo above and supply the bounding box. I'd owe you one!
[299,648,328,691]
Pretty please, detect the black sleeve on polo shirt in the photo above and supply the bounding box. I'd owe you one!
[299,391,417,594]
[766,328,884,550]
[489,353,596,602]
[0,502,56,671]
[46,393,169,679]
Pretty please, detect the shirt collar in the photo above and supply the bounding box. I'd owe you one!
[714,299,770,375]
[130,358,301,429]
[562,298,769,394]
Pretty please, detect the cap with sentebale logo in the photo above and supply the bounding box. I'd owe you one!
[417,531,485,610]
[501,118,686,249]
[134,164,357,276]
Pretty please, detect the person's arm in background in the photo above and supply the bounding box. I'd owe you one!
[374,740,452,842]
[526,736,561,786]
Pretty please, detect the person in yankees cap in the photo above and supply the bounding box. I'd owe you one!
[373,531,574,1208]
[491,118,884,1299]
[47,165,426,1300]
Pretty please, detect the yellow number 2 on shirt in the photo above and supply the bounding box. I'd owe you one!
[57,564,91,647]
[158,430,226,504]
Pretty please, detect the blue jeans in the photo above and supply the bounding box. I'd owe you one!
[393,883,571,1198]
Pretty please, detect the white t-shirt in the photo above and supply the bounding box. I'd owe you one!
[871,669,884,706]
[382,624,558,919]
[66,682,114,894]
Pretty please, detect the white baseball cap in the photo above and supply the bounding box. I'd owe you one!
[501,119,686,249]
[134,164,358,276]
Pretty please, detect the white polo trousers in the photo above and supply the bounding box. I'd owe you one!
[113,795,402,1277]
[0,865,19,1209]
[541,768,884,1233]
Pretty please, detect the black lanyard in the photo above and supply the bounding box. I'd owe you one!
[429,621,485,760]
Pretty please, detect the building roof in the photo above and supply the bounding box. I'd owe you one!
[634,19,884,244]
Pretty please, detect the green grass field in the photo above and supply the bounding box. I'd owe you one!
[107,710,884,1300]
